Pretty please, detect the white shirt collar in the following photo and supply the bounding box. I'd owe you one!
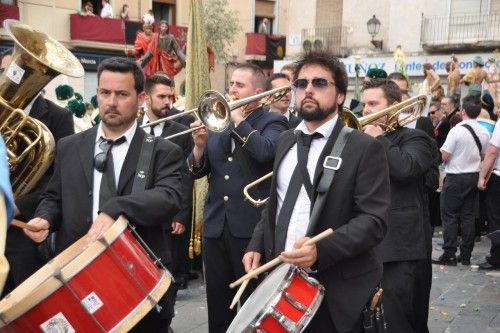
[96,121,137,144]
[294,114,338,138]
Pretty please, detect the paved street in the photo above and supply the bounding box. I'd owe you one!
[172,232,500,333]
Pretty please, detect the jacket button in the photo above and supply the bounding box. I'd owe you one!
[86,217,91,223]
[224,175,229,180]
[223,196,229,202]
[228,157,233,162]
[88,191,92,196]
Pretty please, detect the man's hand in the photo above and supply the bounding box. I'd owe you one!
[85,213,115,247]
[171,221,185,234]
[478,176,487,191]
[23,217,50,243]
[363,124,384,138]
[191,120,208,164]
[242,251,261,273]
[230,107,245,126]
[279,237,317,269]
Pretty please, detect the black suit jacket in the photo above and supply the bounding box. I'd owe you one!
[375,127,433,262]
[35,126,183,264]
[138,116,193,226]
[247,120,390,333]
[188,107,289,238]
[15,96,74,219]
[288,112,301,128]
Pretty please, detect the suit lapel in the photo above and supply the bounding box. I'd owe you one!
[78,127,99,188]
[117,128,145,194]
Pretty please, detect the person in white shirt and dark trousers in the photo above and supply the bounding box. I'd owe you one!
[435,96,490,266]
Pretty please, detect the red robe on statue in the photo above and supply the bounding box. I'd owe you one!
[142,33,183,78]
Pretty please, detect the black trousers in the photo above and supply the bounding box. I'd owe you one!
[2,227,44,296]
[381,261,417,333]
[203,222,258,333]
[303,299,363,333]
[485,173,500,267]
[441,173,479,259]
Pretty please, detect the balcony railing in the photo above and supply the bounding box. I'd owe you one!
[421,12,500,51]
[302,26,348,57]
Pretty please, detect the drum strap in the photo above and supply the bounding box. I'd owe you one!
[306,126,353,236]
[131,133,155,194]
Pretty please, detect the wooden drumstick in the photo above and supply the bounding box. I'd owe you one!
[229,228,333,289]
[229,279,249,310]
[11,219,41,232]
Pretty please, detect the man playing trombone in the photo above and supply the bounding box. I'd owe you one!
[188,63,289,332]
[243,50,391,332]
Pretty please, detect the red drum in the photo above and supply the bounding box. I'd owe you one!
[0,216,171,333]
[228,263,324,333]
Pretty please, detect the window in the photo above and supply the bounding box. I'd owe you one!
[153,1,175,24]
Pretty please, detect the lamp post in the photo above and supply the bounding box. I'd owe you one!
[367,15,383,50]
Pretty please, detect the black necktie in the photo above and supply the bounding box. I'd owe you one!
[274,131,322,254]
[98,136,126,209]
[297,132,323,201]
[148,122,157,136]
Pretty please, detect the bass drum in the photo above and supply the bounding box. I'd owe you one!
[0,216,171,333]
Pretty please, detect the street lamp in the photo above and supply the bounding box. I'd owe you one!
[367,15,383,50]
[354,55,361,101]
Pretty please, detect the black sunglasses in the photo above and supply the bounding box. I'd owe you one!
[292,78,335,90]
[429,111,436,115]
[94,140,113,173]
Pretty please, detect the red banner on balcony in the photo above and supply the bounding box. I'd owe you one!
[246,33,267,55]
[0,4,19,27]
[70,14,125,44]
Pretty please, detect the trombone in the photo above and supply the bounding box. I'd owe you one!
[243,94,428,207]
[141,86,290,140]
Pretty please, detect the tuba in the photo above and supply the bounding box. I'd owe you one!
[0,20,84,197]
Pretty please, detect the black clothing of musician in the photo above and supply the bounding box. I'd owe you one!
[188,63,289,332]
[245,51,390,333]
[362,78,435,333]
[24,58,183,331]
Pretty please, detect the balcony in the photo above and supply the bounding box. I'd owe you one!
[69,14,187,52]
[302,26,348,57]
[421,12,500,52]
[245,33,286,66]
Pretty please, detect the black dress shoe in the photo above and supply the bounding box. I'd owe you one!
[432,254,457,266]
[175,276,188,290]
[461,258,471,266]
[188,271,199,280]
[478,261,498,270]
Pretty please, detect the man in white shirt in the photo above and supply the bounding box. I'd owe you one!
[436,95,490,266]
[100,0,113,18]
[478,120,500,270]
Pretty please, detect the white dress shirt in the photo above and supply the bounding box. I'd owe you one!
[92,122,137,221]
[276,115,338,250]
[100,3,113,18]
[142,113,165,137]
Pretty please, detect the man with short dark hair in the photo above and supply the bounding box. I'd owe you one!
[24,57,183,332]
[189,63,289,332]
[362,78,435,333]
[265,73,300,128]
[245,51,390,332]
[435,95,490,266]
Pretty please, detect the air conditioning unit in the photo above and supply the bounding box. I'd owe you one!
[302,37,325,52]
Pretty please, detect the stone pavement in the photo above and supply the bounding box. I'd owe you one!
[171,232,500,333]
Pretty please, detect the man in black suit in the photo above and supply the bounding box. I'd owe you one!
[188,63,289,332]
[362,78,434,333]
[244,51,390,332]
[140,72,194,289]
[0,49,75,294]
[265,73,301,128]
[24,58,183,332]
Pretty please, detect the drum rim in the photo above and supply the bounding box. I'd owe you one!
[0,216,128,325]
[109,270,171,333]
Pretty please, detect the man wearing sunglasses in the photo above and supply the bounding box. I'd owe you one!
[244,50,391,332]
[362,78,435,333]
[188,63,289,332]
[24,57,184,332]
[265,73,301,128]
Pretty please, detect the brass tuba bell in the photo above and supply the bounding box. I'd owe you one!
[0,20,84,197]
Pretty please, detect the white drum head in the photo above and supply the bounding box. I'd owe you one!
[227,263,293,333]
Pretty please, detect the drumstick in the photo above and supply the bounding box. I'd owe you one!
[11,219,41,232]
[229,279,249,309]
[229,228,333,289]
